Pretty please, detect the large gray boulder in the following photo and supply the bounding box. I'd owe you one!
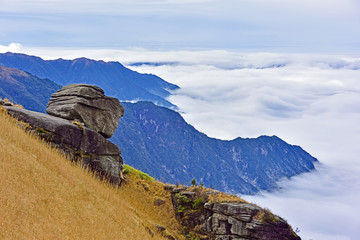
[47,84,124,138]
[6,106,123,185]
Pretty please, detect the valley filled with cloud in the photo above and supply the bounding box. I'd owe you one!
[129,51,360,240]
[131,51,360,240]
[117,49,360,240]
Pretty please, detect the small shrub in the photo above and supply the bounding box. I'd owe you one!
[175,193,190,213]
[191,198,203,209]
[191,178,197,186]
[188,232,201,240]
[175,193,189,204]
[177,205,187,213]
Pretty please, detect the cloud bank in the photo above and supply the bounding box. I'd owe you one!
[125,50,360,240]
[2,44,360,239]
[0,43,22,53]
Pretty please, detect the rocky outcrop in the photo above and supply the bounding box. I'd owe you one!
[203,202,300,240]
[47,84,124,138]
[4,84,124,185]
[166,185,300,240]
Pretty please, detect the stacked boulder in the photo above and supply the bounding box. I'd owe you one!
[5,84,124,185]
[47,84,124,138]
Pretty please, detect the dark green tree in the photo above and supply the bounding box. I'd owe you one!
[191,177,197,186]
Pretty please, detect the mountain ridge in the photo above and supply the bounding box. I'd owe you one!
[112,101,317,194]
[0,65,61,112]
[0,52,178,108]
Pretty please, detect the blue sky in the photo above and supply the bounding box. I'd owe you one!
[1,0,360,52]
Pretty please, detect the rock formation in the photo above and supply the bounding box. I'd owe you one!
[4,84,124,185]
[166,185,300,240]
[47,84,124,138]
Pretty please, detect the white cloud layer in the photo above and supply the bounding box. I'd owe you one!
[244,164,360,240]
[0,42,22,53]
[127,50,360,240]
[1,44,360,239]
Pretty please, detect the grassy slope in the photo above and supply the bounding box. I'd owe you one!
[0,106,181,240]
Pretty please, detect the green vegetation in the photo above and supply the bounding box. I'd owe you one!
[191,198,203,209]
[123,164,154,181]
[191,177,197,186]
[175,193,190,212]
[175,193,190,203]
[35,127,50,134]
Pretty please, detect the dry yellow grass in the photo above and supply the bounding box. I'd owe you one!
[185,185,248,204]
[0,106,182,240]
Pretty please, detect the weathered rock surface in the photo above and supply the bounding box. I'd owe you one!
[168,186,300,240]
[5,106,123,184]
[47,84,124,138]
[203,202,299,240]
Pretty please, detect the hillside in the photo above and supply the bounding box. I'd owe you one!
[0,105,301,240]
[0,52,178,108]
[0,105,181,240]
[111,101,318,194]
[0,65,61,112]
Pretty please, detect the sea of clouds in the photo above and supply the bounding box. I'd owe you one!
[1,43,360,239]
[126,51,360,240]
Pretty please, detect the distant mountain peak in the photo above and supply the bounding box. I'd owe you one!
[0,52,179,109]
[111,101,318,194]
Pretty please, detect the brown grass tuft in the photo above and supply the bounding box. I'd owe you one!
[13,104,24,109]
[71,120,83,130]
